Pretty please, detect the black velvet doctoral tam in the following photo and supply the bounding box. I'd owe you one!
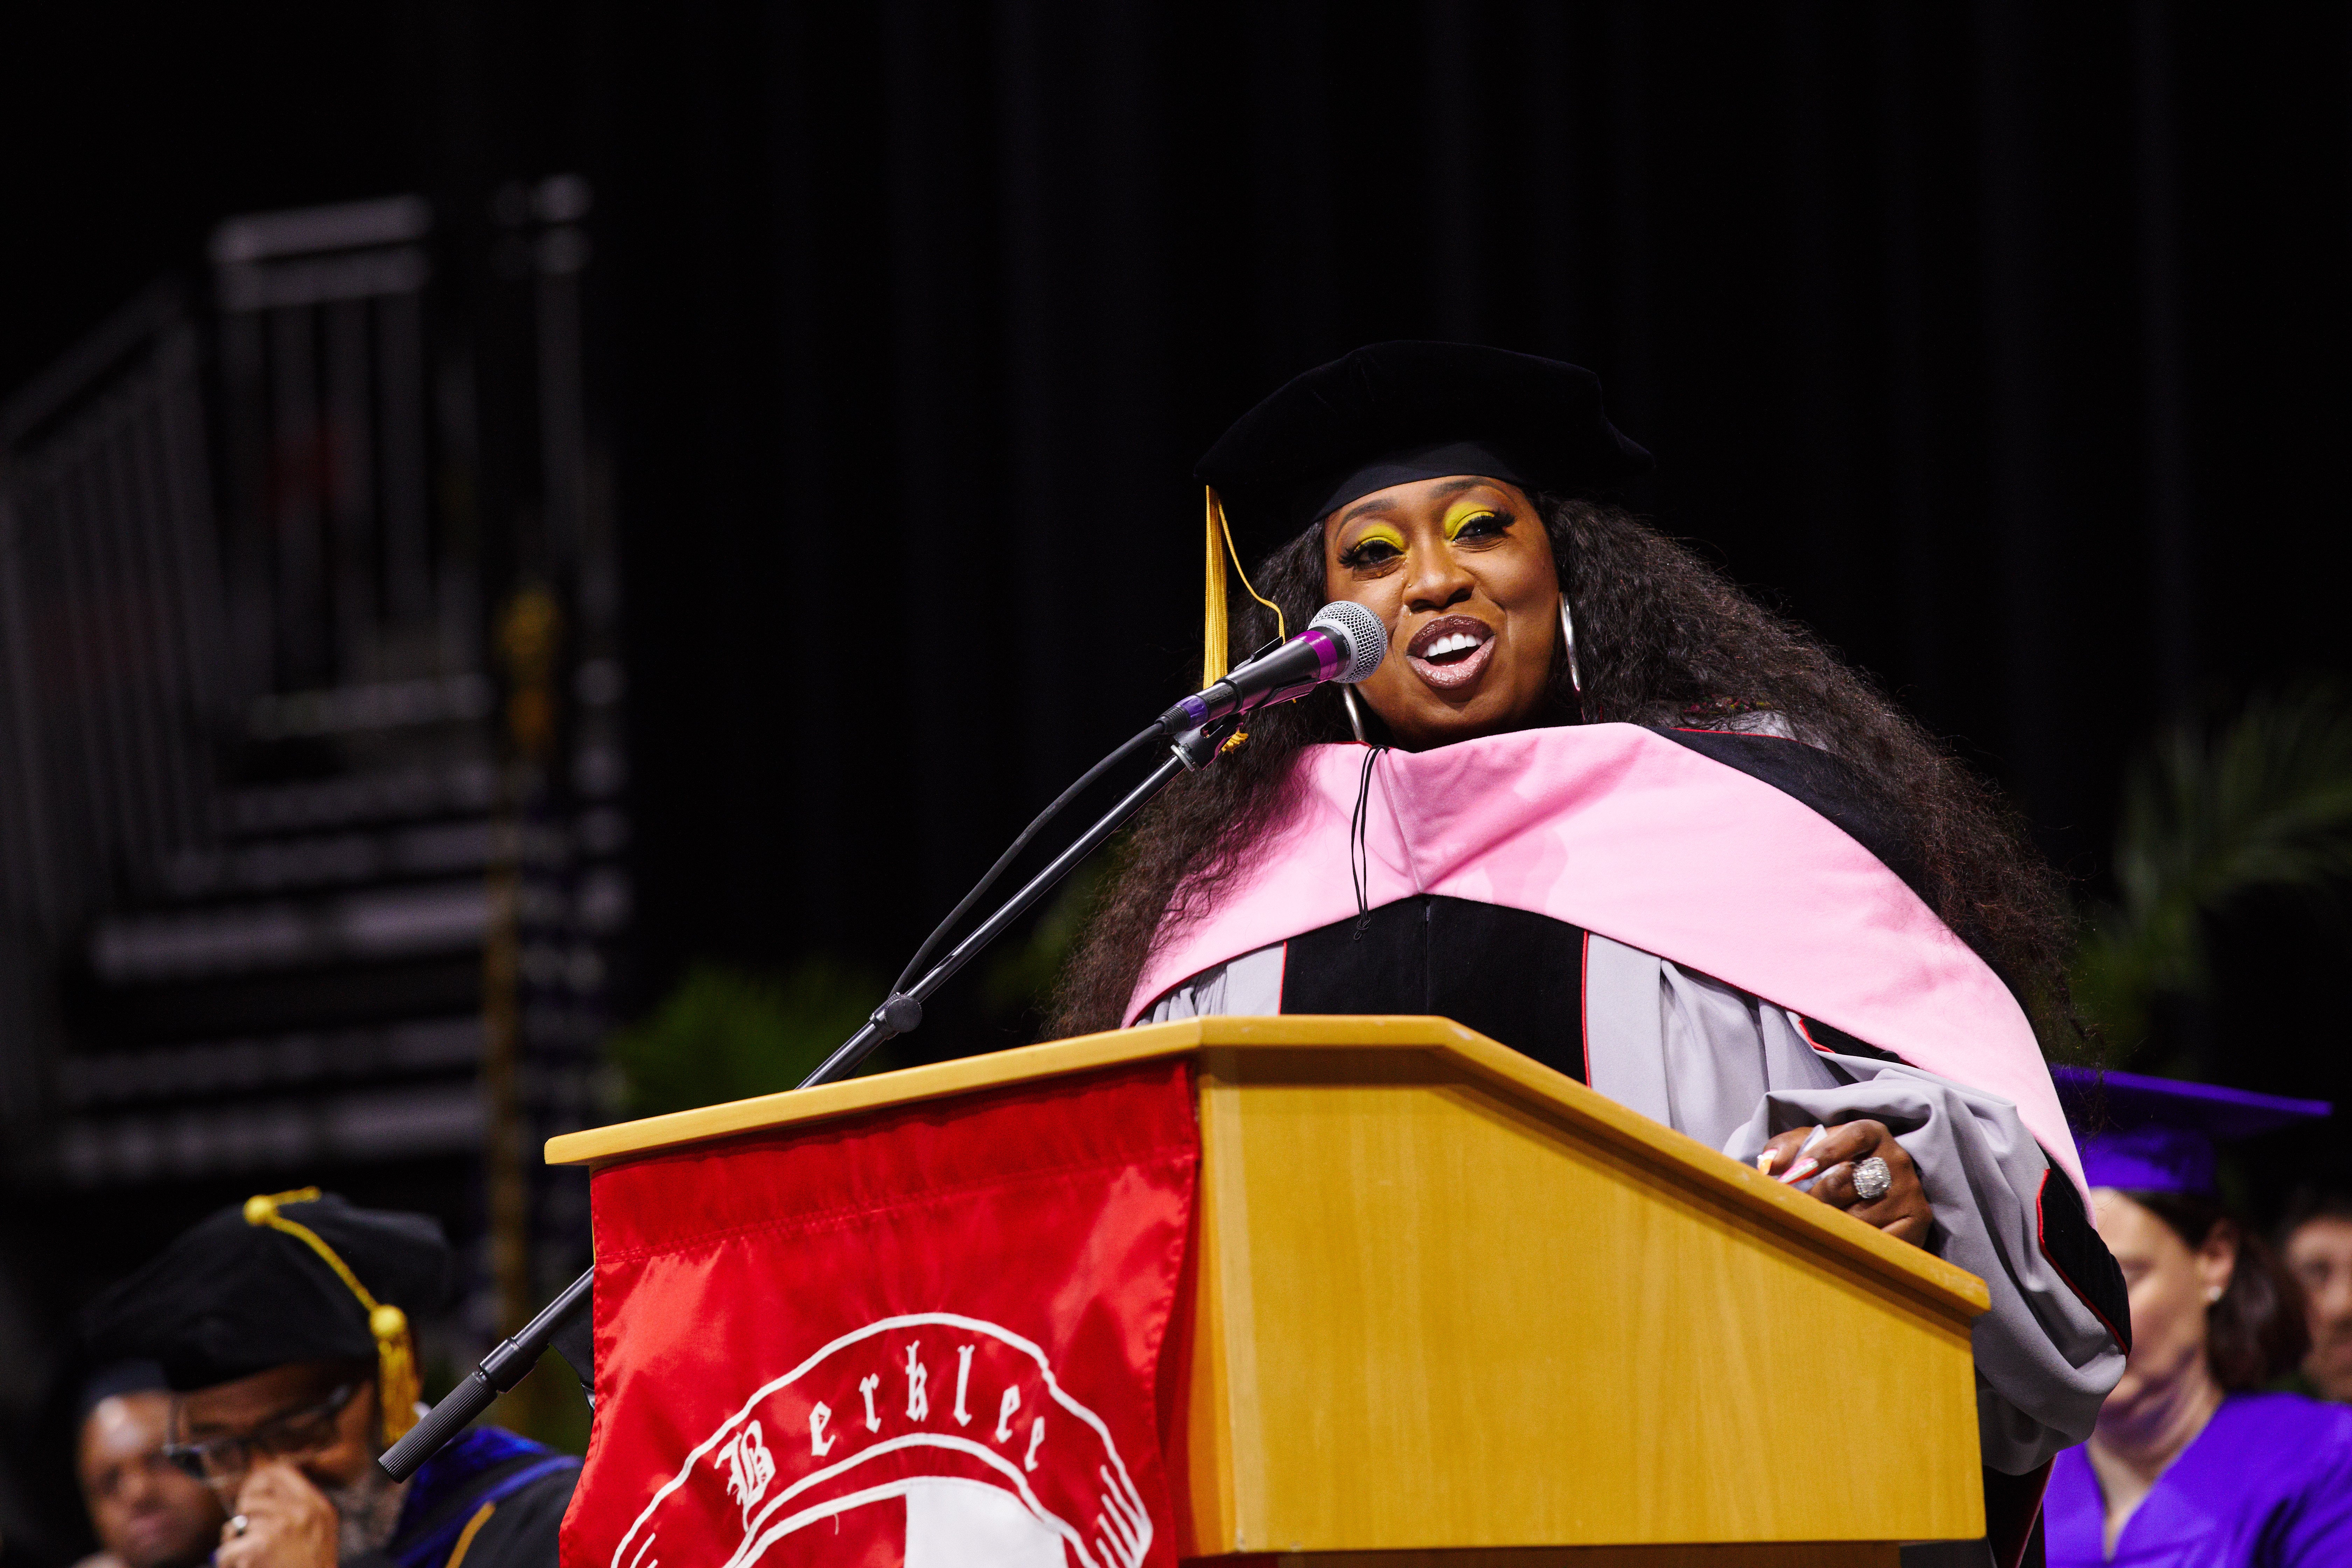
[83,1192,451,1391]
[1195,340,1652,566]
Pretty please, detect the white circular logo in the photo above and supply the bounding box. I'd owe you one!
[610,1313,1153,1568]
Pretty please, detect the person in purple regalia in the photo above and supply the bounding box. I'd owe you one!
[1051,342,2135,1566]
[2043,1068,2352,1567]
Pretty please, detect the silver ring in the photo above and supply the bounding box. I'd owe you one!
[1852,1155,1893,1203]
[230,1515,250,1539]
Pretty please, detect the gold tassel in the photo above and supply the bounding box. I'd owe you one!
[245,1188,422,1444]
[1202,487,1290,755]
[370,1305,422,1441]
[1203,487,1230,688]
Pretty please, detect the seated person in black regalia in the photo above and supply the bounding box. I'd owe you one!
[74,1361,225,1568]
[84,1189,577,1568]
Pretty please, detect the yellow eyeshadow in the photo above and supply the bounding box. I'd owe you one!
[1442,504,1505,540]
[1348,523,1407,553]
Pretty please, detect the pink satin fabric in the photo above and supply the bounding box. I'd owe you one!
[1125,723,2085,1195]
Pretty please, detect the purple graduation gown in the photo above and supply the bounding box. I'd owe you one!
[2044,1393,2352,1567]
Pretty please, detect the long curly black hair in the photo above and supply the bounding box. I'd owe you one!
[1045,496,2074,1041]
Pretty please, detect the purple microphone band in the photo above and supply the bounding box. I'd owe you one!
[1168,626,1348,730]
[1301,626,1343,681]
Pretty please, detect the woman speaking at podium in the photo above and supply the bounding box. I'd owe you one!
[1049,342,2128,1484]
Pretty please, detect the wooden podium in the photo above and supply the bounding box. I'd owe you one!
[547,1016,1990,1567]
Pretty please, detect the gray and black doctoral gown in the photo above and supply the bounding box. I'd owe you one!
[1130,719,2128,1477]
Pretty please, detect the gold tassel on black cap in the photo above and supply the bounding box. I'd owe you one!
[244,1189,422,1444]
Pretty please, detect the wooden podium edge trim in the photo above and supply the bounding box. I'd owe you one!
[544,1014,1990,1321]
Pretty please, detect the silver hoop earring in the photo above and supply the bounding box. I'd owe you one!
[1340,685,1371,744]
[1559,596,1588,722]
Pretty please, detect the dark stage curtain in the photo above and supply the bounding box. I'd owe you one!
[592,2,2352,1011]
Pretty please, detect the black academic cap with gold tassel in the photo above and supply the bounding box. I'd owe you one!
[1192,343,1647,751]
[85,1188,450,1443]
[1195,340,1651,570]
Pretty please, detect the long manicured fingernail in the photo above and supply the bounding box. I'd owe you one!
[1778,1157,1820,1184]
[1756,1150,1779,1178]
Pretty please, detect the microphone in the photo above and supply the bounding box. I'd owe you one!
[1160,600,1387,735]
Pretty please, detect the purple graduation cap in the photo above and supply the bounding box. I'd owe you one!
[2051,1066,2332,1194]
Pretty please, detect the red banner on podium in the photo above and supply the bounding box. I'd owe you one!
[560,1060,1199,1568]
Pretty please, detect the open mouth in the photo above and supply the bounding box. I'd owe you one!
[1405,615,1497,692]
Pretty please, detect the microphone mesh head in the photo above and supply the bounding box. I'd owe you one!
[1310,600,1391,684]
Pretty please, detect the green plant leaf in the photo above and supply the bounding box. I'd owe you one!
[2072,684,2352,1062]
[605,958,889,1118]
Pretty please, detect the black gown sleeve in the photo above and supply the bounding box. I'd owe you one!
[451,1465,581,1568]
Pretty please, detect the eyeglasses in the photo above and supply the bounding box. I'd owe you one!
[162,1381,362,1491]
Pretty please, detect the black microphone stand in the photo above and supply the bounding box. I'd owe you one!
[381,716,1233,1480]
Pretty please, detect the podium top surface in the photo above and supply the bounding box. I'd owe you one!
[538,1020,1985,1326]
[545,1014,1990,1321]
